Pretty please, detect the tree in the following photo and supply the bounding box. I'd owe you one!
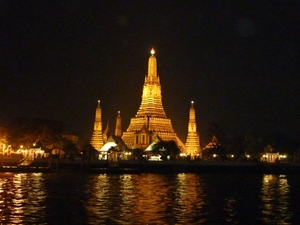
[7,118,43,149]
[81,144,98,160]
[63,141,80,160]
[152,140,181,160]
[244,132,265,160]
[225,135,245,159]
[7,118,66,152]
[132,148,143,160]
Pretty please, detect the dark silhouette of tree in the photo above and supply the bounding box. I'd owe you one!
[7,118,66,152]
[152,140,181,160]
[239,132,300,162]
[224,135,245,159]
[132,148,143,160]
[266,133,298,158]
[63,141,80,160]
[244,132,265,160]
[81,144,98,160]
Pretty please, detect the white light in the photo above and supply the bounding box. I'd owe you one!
[149,155,162,161]
[151,48,155,55]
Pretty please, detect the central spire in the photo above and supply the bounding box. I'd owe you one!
[137,48,165,117]
[122,48,186,152]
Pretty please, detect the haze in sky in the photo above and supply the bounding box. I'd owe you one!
[1,1,299,144]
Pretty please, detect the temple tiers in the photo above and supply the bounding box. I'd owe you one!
[90,100,104,150]
[122,49,186,151]
[185,101,202,158]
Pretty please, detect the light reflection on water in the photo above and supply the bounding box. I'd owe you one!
[0,172,299,224]
[261,174,293,224]
[0,173,46,224]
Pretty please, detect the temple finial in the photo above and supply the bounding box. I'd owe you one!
[151,48,155,55]
[98,100,100,107]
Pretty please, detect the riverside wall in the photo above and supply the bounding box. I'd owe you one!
[1,158,300,174]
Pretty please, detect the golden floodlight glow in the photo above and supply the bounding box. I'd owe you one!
[122,48,186,152]
[186,99,201,158]
[91,99,104,150]
[151,48,155,55]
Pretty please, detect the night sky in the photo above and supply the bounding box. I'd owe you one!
[1,1,299,145]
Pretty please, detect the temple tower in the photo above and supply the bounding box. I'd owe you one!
[122,49,186,151]
[90,100,104,150]
[115,111,122,137]
[185,101,201,159]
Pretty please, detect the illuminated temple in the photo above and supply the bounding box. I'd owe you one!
[90,100,104,150]
[185,101,201,158]
[122,49,186,152]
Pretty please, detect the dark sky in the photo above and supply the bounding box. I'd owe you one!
[1,1,299,144]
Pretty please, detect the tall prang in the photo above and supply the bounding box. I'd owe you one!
[90,100,104,150]
[185,101,202,158]
[122,48,186,151]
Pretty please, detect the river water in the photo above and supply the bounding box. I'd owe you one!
[0,172,299,224]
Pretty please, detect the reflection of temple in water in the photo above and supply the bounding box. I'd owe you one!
[261,174,290,223]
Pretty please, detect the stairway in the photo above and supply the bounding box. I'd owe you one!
[18,158,34,167]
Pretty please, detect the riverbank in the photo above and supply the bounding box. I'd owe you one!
[140,161,300,174]
[1,158,300,174]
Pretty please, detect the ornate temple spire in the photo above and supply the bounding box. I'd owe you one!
[136,48,166,117]
[185,101,201,159]
[189,101,196,132]
[122,49,186,152]
[90,100,103,150]
[115,111,122,137]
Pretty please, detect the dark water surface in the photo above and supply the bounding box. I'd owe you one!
[0,172,299,224]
